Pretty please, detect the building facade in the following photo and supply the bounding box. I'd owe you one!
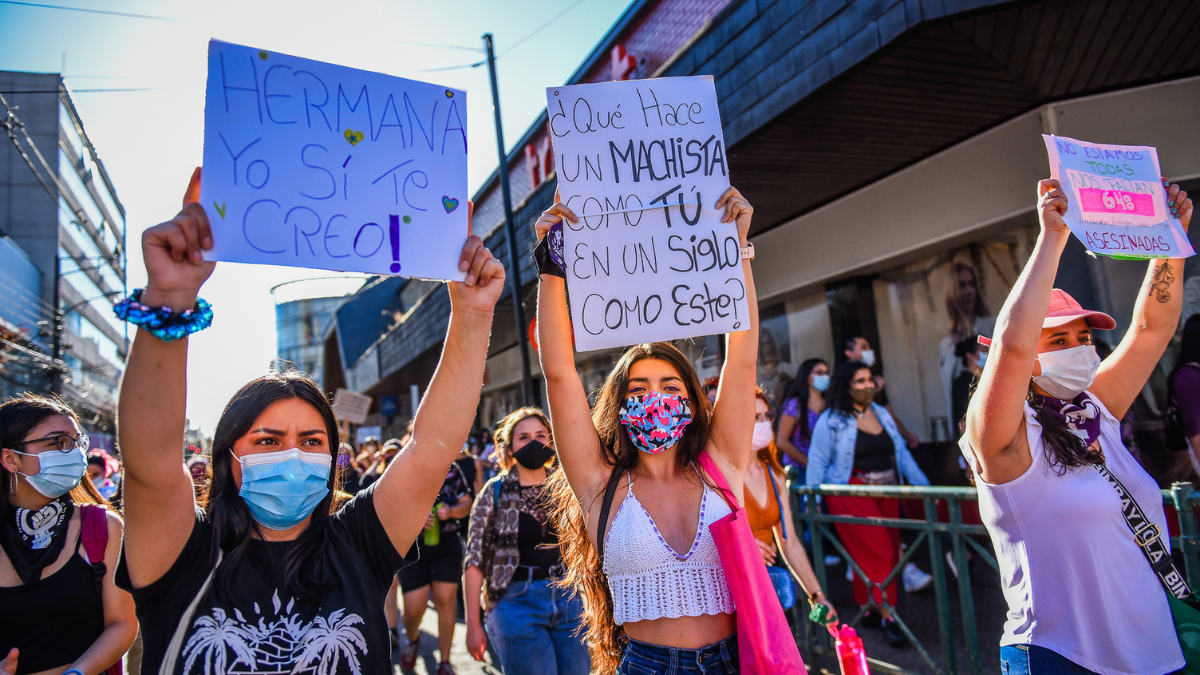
[322,0,1200,457]
[272,278,365,384]
[0,71,128,434]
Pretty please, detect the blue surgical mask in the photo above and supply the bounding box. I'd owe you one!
[976,351,988,368]
[811,374,831,392]
[13,447,87,499]
[235,448,331,531]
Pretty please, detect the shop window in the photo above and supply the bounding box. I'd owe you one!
[825,277,882,370]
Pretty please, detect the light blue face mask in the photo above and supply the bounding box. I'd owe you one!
[811,374,831,392]
[976,351,989,368]
[235,448,331,531]
[12,446,88,499]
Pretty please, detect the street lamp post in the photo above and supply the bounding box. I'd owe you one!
[483,33,535,407]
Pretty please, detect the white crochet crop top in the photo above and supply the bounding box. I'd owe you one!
[601,471,735,625]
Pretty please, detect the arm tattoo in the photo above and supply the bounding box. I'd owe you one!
[1150,261,1175,303]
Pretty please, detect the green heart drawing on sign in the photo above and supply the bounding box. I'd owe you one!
[344,129,364,146]
[442,196,459,213]
[214,202,227,219]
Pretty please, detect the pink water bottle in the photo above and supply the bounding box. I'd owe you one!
[832,625,870,675]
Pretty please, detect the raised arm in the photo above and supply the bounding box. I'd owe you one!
[708,187,760,479]
[1092,183,1192,418]
[119,169,216,587]
[373,223,505,555]
[965,180,1070,483]
[533,199,608,502]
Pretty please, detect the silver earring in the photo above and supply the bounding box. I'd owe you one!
[8,471,15,496]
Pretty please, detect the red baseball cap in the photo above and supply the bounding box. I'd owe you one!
[977,289,1114,348]
[1043,289,1116,330]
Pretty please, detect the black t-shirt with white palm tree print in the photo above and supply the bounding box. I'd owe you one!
[115,488,408,675]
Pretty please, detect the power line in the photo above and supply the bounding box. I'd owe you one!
[0,1,176,20]
[499,0,588,57]
[392,39,482,53]
[0,92,124,271]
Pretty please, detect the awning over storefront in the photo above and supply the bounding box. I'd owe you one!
[663,0,1200,237]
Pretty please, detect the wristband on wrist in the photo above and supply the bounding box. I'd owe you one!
[114,288,213,342]
[532,222,566,279]
[63,669,86,675]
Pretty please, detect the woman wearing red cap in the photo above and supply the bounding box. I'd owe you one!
[962,178,1192,674]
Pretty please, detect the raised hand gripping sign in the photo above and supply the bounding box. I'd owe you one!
[1043,135,1193,259]
[200,40,468,280]
[546,76,749,352]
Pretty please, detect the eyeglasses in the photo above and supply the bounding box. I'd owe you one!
[12,433,90,453]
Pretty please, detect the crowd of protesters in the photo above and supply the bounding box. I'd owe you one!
[0,163,1195,675]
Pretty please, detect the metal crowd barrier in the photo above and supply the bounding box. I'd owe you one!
[785,473,1200,675]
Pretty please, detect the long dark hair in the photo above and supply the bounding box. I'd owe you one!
[784,358,827,441]
[548,342,711,674]
[959,372,1101,478]
[0,394,107,511]
[205,372,342,601]
[1029,387,1103,474]
[828,361,873,418]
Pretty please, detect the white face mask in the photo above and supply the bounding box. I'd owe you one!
[1033,345,1101,400]
[860,350,876,368]
[751,421,774,451]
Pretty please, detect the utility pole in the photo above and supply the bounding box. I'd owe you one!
[483,33,534,407]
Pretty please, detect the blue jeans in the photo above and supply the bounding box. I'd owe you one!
[617,634,739,675]
[485,578,590,675]
[1000,645,1099,674]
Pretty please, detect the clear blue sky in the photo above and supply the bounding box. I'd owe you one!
[0,0,633,434]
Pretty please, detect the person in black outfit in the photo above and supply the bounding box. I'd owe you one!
[397,452,474,674]
[112,171,507,674]
[1,395,138,675]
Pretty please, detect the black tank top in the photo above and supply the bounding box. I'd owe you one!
[0,531,105,674]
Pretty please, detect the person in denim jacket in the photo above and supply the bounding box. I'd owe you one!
[806,360,928,647]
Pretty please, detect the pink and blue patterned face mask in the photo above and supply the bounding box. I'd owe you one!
[620,391,693,454]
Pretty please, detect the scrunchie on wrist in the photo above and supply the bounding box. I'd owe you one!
[113,288,213,342]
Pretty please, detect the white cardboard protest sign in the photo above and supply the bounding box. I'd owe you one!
[332,388,372,425]
[1043,135,1193,259]
[200,40,469,280]
[546,76,749,352]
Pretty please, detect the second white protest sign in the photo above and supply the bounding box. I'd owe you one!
[546,76,749,352]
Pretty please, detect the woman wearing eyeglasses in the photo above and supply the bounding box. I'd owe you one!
[0,395,139,675]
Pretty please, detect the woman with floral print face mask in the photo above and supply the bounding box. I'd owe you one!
[534,187,763,675]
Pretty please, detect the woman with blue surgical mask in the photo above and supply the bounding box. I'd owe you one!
[534,188,767,674]
[112,169,506,674]
[776,358,829,469]
[1,395,138,675]
[963,178,1192,675]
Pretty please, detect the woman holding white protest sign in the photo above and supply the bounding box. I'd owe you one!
[536,185,774,675]
[962,178,1192,675]
[112,168,506,674]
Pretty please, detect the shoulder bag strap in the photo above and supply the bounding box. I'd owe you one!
[159,548,225,675]
[765,463,787,540]
[79,504,109,587]
[1093,463,1193,600]
[697,451,740,512]
[595,469,623,567]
